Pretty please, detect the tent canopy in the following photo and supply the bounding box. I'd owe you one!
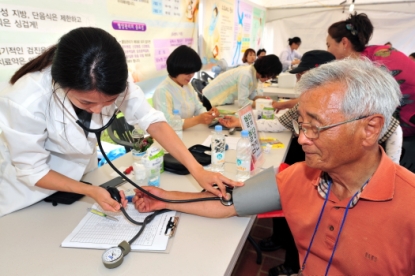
[250,0,414,8]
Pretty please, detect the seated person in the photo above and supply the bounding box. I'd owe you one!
[223,51,402,276]
[220,50,403,163]
[131,58,415,276]
[257,48,266,58]
[241,48,256,65]
[203,55,282,108]
[153,45,219,130]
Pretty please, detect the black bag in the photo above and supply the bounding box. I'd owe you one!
[44,181,92,206]
[163,144,211,175]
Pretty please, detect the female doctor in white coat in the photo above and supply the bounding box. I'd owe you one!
[0,27,240,217]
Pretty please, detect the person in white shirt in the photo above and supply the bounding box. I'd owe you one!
[0,27,241,217]
[279,37,303,71]
[203,55,282,107]
[153,45,218,130]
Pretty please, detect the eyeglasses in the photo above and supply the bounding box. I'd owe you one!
[292,115,369,139]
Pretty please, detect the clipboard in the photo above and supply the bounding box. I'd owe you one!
[62,204,181,254]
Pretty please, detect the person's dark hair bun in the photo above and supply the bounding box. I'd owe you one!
[328,12,373,52]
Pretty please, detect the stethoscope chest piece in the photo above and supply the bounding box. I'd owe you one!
[220,191,233,206]
[102,240,131,269]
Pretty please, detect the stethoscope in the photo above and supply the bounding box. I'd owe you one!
[54,91,233,268]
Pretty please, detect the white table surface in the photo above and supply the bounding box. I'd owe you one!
[0,120,292,276]
[263,83,300,99]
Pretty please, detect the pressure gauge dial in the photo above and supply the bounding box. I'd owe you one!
[102,246,124,269]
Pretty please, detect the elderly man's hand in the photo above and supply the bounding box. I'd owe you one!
[132,187,167,213]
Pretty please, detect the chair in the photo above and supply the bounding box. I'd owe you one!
[201,71,214,83]
[107,113,135,152]
[400,136,415,173]
[191,78,213,111]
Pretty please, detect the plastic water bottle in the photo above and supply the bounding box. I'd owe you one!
[211,125,226,172]
[236,130,252,181]
[171,109,183,139]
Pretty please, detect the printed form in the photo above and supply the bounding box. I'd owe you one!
[62,204,176,252]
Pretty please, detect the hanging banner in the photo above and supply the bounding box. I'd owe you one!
[201,0,266,69]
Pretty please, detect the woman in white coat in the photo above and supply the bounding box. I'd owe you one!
[0,27,240,217]
[279,37,303,72]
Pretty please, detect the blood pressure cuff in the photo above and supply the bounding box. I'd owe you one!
[163,144,211,175]
[233,167,281,216]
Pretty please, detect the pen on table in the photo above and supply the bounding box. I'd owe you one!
[87,208,119,221]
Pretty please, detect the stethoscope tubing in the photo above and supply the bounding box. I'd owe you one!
[76,119,223,204]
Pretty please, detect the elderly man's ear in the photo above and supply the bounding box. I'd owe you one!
[362,115,385,147]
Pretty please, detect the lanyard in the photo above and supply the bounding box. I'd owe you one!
[300,179,368,276]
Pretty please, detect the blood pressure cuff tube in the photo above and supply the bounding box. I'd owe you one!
[233,167,282,216]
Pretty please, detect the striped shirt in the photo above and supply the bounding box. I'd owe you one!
[203,65,258,107]
[152,76,206,127]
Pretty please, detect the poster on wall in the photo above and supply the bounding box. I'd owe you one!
[0,0,198,89]
[201,0,266,69]
[107,0,198,83]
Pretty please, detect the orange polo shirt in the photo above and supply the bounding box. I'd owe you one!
[277,148,415,275]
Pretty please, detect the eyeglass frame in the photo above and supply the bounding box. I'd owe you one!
[292,115,370,139]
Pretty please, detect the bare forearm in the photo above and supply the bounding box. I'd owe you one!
[163,191,237,218]
[183,116,201,130]
[36,170,95,196]
[272,99,298,110]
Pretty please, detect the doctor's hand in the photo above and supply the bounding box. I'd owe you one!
[191,167,243,198]
[132,186,167,213]
[90,186,127,212]
[219,115,241,128]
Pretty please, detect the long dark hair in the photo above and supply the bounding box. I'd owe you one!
[328,13,373,52]
[10,27,128,96]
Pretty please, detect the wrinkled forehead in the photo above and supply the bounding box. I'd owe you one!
[298,82,346,120]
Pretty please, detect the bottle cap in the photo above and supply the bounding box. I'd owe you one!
[241,130,249,138]
[215,125,222,132]
[173,109,180,115]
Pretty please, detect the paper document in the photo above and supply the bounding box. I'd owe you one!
[202,135,240,150]
[62,204,176,252]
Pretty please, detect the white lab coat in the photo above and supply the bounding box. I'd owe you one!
[0,66,165,217]
[279,46,303,72]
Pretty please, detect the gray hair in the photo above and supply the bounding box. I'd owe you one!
[296,57,402,137]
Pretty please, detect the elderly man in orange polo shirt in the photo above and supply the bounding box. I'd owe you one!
[130,58,415,275]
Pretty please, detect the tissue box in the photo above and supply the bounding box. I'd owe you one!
[278,73,296,88]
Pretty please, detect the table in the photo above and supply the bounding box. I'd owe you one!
[0,124,292,276]
[263,84,300,99]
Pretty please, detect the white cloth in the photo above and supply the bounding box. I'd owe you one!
[0,66,165,217]
[385,125,403,164]
[279,46,302,72]
[152,77,206,127]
